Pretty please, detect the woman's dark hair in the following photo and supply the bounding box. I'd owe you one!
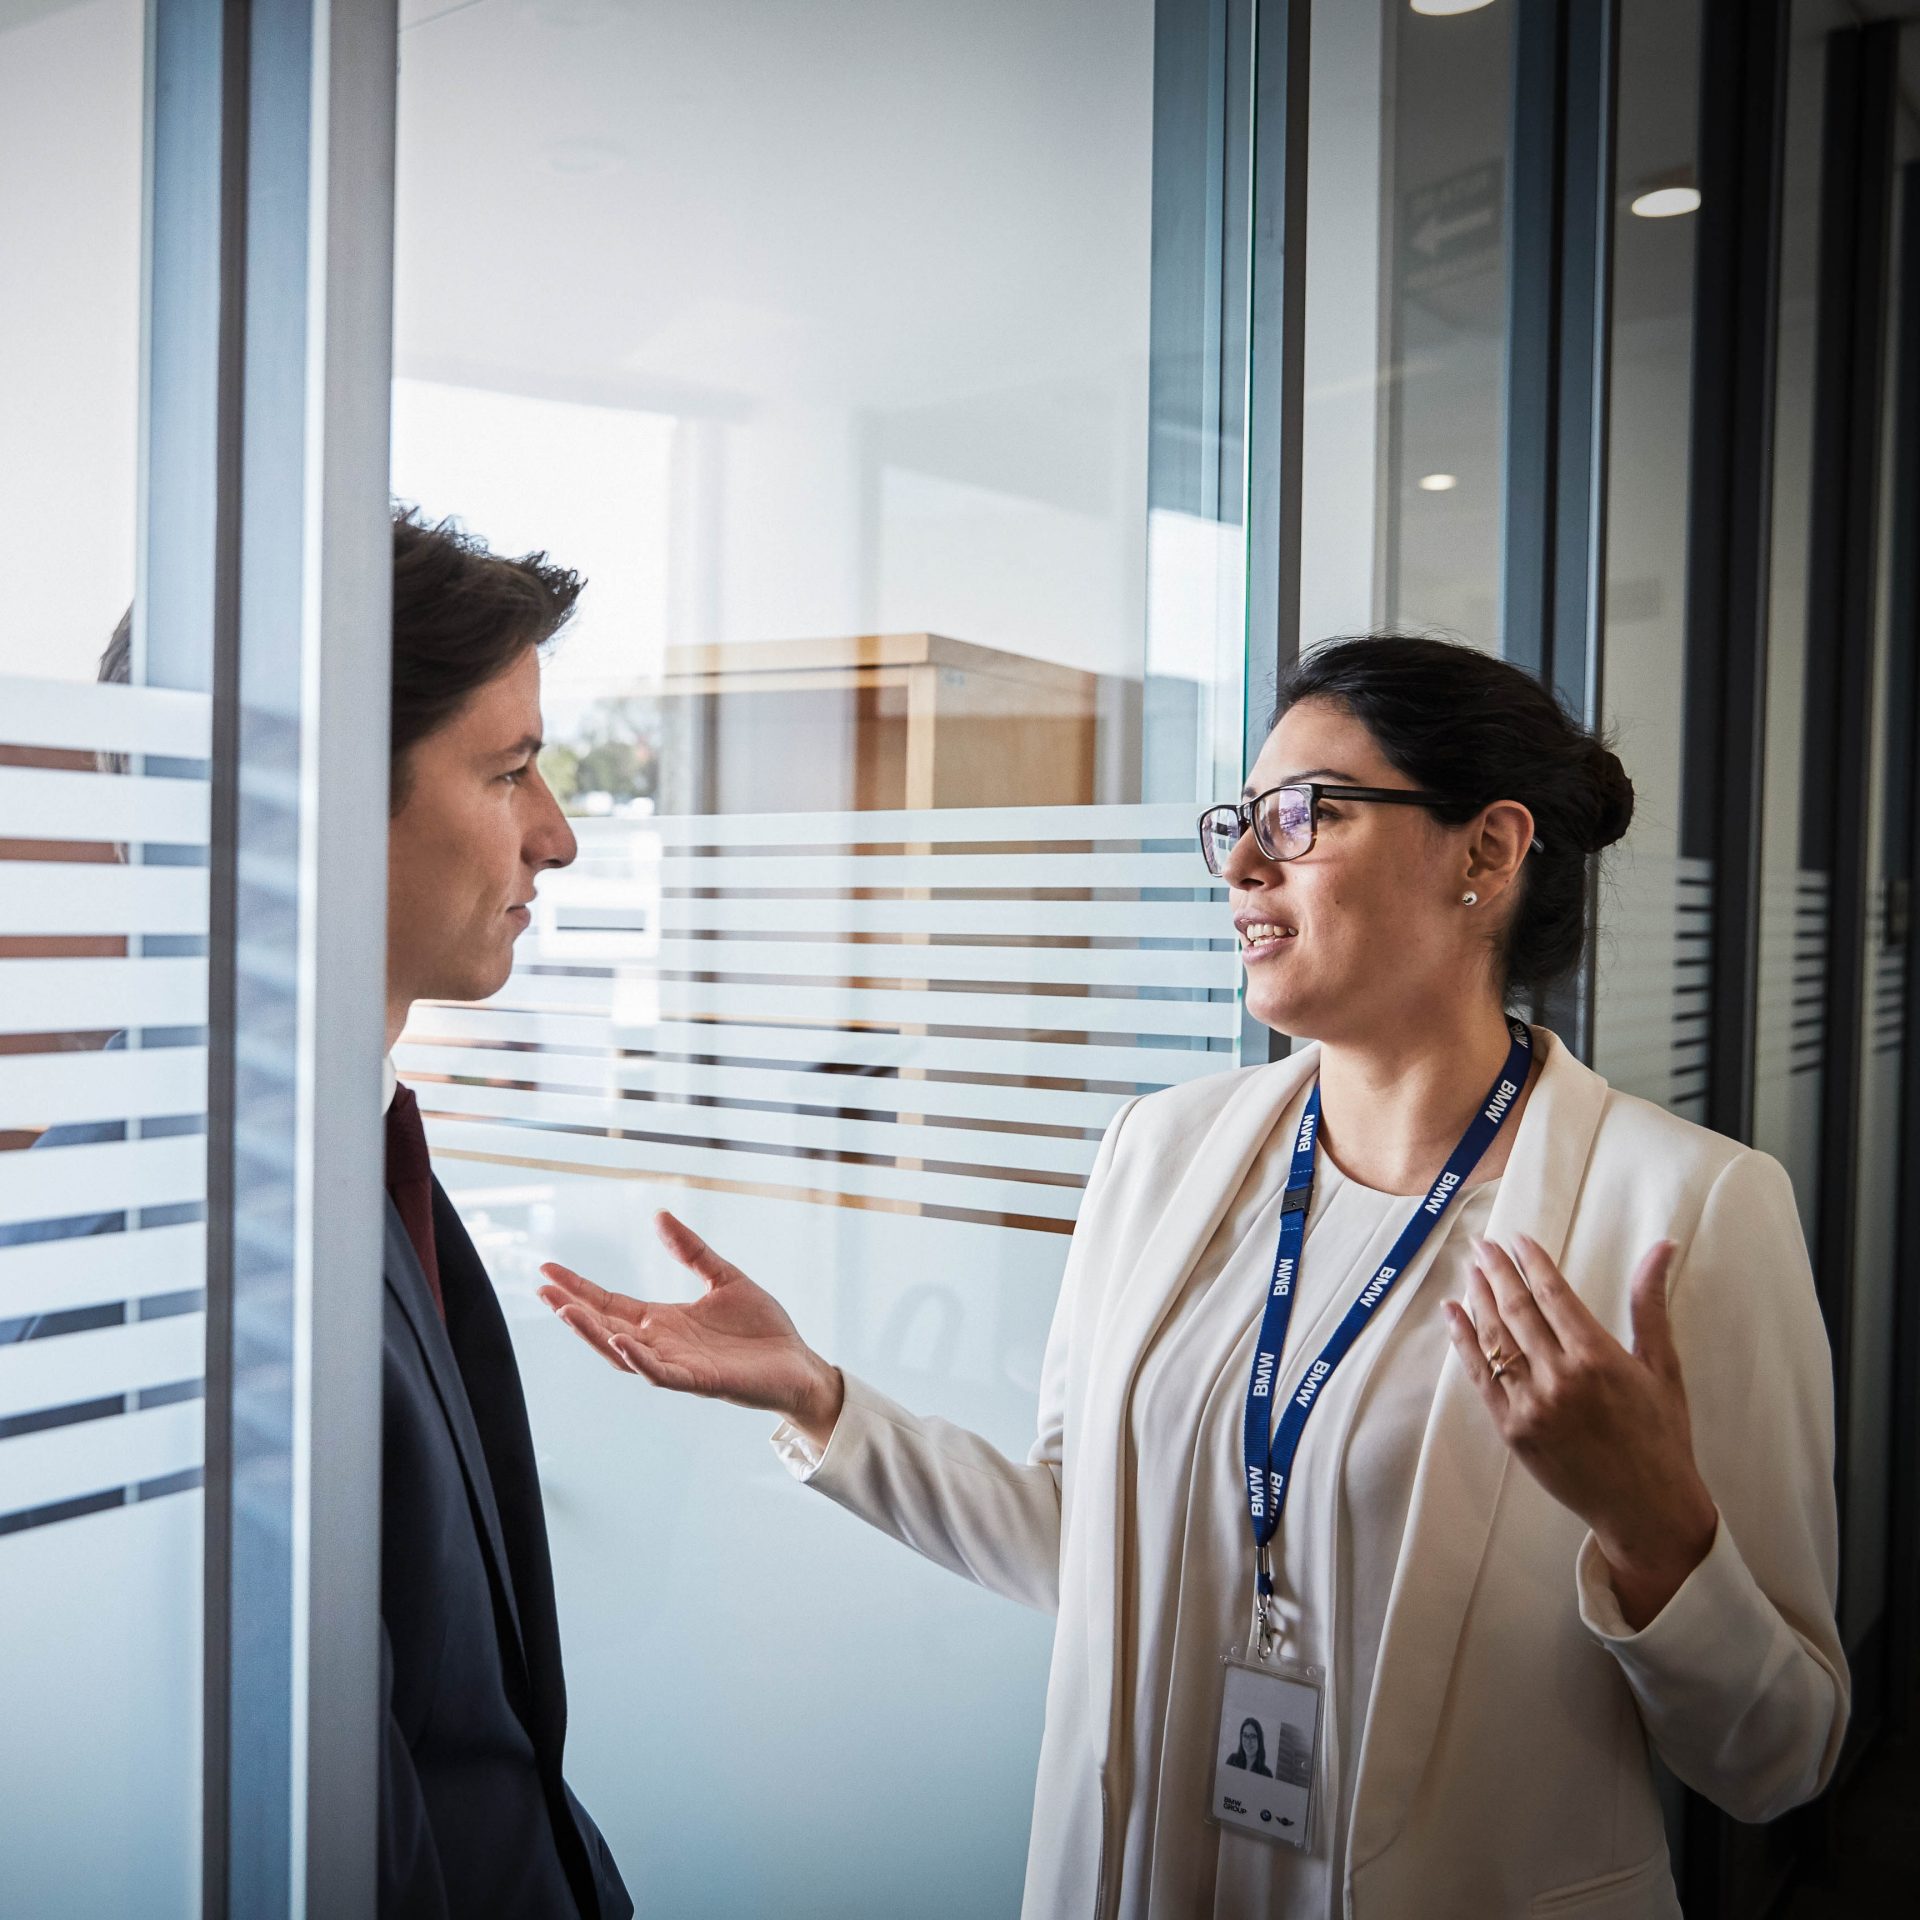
[1273,634,1634,1000]
[389,505,585,811]
[1238,1719,1267,1767]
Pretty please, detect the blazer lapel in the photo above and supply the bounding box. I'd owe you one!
[383,1197,528,1667]
[1347,1029,1610,1872]
[1078,1046,1322,1774]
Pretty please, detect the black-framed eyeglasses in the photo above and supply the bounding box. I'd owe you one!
[1197,782,1449,877]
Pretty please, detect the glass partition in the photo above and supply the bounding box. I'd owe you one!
[391,2,1247,1910]
[0,0,204,1909]
[1591,0,1707,1116]
[1297,0,1515,651]
[1753,0,1851,1226]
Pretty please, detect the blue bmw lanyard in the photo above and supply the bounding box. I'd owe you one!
[1241,1017,1533,1650]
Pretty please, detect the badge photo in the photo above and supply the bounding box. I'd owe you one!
[1209,1657,1321,1850]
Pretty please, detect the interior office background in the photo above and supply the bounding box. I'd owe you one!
[1,0,1916,1915]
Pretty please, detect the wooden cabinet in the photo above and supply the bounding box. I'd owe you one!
[655,632,1112,815]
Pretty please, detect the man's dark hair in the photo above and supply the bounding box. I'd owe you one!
[390,505,584,811]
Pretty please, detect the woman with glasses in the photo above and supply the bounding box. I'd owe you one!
[542,635,1846,1919]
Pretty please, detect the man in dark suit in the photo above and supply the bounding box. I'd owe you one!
[377,508,629,1919]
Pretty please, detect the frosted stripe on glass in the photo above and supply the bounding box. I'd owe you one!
[0,1313,205,1420]
[550,937,1234,991]
[0,958,208,1034]
[0,1223,205,1321]
[645,851,1204,889]
[646,898,1224,938]
[8,864,209,937]
[0,1402,202,1516]
[0,674,212,758]
[413,1078,1102,1176]
[590,802,1207,846]
[0,766,211,846]
[0,1046,207,1129]
[0,1137,205,1229]
[491,974,1234,1039]
[426,1117,1083,1220]
[395,1044,1131,1128]
[402,1007,1226,1085]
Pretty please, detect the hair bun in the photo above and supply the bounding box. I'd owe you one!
[1579,741,1635,853]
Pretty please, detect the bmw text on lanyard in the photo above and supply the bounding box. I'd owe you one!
[1241,1017,1533,1660]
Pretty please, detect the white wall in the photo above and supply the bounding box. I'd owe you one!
[0,0,142,684]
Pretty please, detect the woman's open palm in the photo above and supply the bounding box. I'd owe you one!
[539,1211,829,1421]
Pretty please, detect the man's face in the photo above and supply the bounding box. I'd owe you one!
[386,646,576,1025]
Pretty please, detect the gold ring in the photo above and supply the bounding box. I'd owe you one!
[1486,1346,1517,1379]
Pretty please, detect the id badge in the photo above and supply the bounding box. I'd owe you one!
[1208,1653,1323,1851]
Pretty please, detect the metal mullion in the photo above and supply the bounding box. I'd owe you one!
[1804,30,1896,1695]
[180,0,397,1913]
[1502,0,1565,690]
[1502,0,1618,1059]
[1683,0,1789,1149]
[140,0,248,1911]
[1884,157,1920,1743]
[1673,11,1794,1904]
[1234,0,1309,1072]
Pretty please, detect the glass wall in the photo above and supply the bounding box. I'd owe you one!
[1753,0,1849,1225]
[390,3,1245,1911]
[1755,0,1914,1689]
[1837,65,1918,1671]
[0,0,205,1910]
[1591,0,1707,1116]
[1379,0,1514,644]
[1297,0,1514,652]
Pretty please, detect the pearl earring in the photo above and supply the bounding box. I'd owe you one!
[1462,890,1479,907]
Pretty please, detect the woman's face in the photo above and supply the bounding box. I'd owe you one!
[1226,698,1498,1046]
[1239,1723,1260,1759]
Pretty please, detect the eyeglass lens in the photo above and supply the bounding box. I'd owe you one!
[1199,786,1315,875]
[1257,786,1313,860]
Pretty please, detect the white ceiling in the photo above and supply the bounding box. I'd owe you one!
[392,0,1157,418]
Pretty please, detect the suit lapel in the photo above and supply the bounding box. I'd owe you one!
[1347,1029,1610,1871]
[432,1181,573,1763]
[383,1196,528,1666]
[1078,1046,1321,1773]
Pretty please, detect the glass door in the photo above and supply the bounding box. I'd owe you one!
[0,1,205,1909]
[389,2,1258,1910]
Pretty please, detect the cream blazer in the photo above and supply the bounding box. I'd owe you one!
[795,1030,1849,1919]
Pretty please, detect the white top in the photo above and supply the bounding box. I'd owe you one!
[780,1085,1499,1919]
[1112,1088,1497,1918]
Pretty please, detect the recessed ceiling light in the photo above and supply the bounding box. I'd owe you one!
[1410,0,1496,15]
[1630,185,1702,219]
[1418,472,1459,492]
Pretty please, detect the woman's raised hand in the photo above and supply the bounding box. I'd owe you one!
[1442,1232,1719,1631]
[538,1211,845,1445]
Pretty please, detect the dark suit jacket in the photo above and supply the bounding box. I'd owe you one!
[381,1179,632,1919]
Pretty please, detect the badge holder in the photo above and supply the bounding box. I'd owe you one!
[1207,1555,1324,1852]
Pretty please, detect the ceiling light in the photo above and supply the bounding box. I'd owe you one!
[1630,185,1702,219]
[1410,0,1496,15]
[1418,472,1459,492]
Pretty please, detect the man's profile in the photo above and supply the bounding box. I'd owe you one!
[377,507,629,1918]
